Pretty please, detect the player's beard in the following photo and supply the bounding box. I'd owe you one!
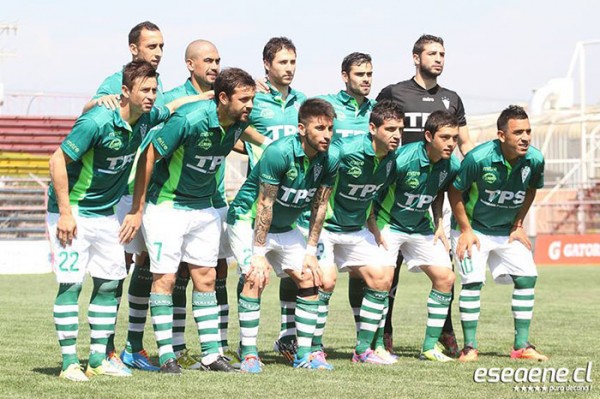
[419,65,442,80]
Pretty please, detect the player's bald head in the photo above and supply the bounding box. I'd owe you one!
[185,40,218,60]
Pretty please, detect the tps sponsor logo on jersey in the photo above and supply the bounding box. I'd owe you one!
[104,152,136,173]
[398,193,436,210]
[521,166,531,183]
[404,112,430,132]
[482,190,526,207]
[340,183,385,201]
[266,125,297,140]
[442,96,450,110]
[279,186,317,206]
[186,155,225,174]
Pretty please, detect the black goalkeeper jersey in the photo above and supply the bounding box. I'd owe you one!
[376,78,467,145]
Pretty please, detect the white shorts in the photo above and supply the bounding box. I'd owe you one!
[142,203,220,274]
[215,206,233,259]
[297,224,325,260]
[380,228,452,272]
[228,220,304,278]
[47,212,127,283]
[450,230,537,285]
[319,228,390,271]
[115,195,147,255]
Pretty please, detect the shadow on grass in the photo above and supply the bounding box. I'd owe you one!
[32,366,61,377]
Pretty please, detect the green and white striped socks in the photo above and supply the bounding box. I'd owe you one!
[53,283,82,370]
[355,288,388,355]
[88,278,118,368]
[511,275,537,349]
[150,292,175,366]
[238,294,260,358]
[311,290,331,352]
[459,282,483,348]
[192,291,220,357]
[295,296,319,358]
[422,289,451,351]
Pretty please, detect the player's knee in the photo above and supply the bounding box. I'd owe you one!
[320,273,337,292]
[512,275,537,289]
[152,273,176,293]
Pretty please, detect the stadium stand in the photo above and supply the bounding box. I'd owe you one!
[0,116,73,239]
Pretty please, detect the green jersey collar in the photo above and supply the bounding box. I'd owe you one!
[112,108,132,132]
[363,133,376,157]
[267,80,298,102]
[291,134,307,158]
[417,141,431,167]
[337,90,374,110]
[184,78,201,95]
[491,139,529,168]
[204,101,222,129]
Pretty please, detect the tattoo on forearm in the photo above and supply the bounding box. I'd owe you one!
[254,183,278,246]
[308,186,332,245]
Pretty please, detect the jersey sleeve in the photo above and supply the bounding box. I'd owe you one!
[151,111,188,158]
[455,94,467,127]
[529,158,545,189]
[257,145,289,185]
[148,105,171,127]
[321,145,341,187]
[452,153,479,191]
[93,74,121,99]
[60,116,100,162]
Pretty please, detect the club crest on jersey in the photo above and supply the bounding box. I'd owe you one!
[140,124,148,138]
[439,170,448,187]
[260,109,275,119]
[313,164,323,181]
[442,96,450,110]
[107,138,123,151]
[386,161,393,176]
[521,166,531,183]
[348,166,362,178]
[234,127,244,140]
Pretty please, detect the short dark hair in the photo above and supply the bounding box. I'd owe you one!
[122,61,157,90]
[423,110,459,138]
[213,67,256,99]
[263,37,296,73]
[412,34,444,55]
[128,21,160,45]
[369,100,404,128]
[497,105,529,132]
[341,52,372,73]
[298,98,336,125]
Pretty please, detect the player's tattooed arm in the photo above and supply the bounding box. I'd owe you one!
[307,186,332,247]
[247,182,278,289]
[253,182,278,247]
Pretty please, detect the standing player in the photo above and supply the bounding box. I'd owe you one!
[376,34,474,355]
[227,98,337,373]
[159,39,229,370]
[320,52,377,139]
[449,105,548,362]
[48,61,171,381]
[83,21,166,112]
[314,100,403,365]
[243,37,308,358]
[122,68,266,374]
[373,110,460,362]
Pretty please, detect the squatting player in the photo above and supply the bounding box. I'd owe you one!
[227,98,337,373]
[376,34,474,355]
[315,100,403,366]
[372,110,461,363]
[448,105,548,362]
